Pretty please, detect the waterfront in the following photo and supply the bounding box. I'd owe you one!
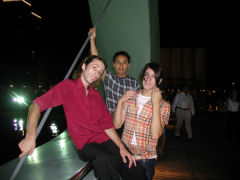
[0,88,67,166]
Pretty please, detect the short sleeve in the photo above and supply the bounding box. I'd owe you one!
[33,80,69,112]
[160,101,171,123]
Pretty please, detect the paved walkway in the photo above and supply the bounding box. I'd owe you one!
[153,112,238,180]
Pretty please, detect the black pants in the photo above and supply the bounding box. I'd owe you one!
[78,140,147,180]
[226,111,240,143]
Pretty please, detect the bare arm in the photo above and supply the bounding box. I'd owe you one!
[18,102,41,158]
[89,28,106,81]
[151,87,164,139]
[89,28,98,56]
[104,127,136,168]
[113,98,126,129]
[114,90,137,129]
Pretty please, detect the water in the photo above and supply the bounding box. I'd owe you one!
[0,88,67,166]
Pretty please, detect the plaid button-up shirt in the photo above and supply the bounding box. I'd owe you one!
[121,97,170,160]
[104,71,141,116]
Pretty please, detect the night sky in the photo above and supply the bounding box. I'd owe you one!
[0,1,239,88]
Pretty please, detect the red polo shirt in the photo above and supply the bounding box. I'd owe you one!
[33,78,113,150]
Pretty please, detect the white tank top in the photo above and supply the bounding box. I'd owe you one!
[131,93,151,145]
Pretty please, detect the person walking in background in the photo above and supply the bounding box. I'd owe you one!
[114,62,171,180]
[89,28,141,137]
[224,88,240,144]
[172,86,195,140]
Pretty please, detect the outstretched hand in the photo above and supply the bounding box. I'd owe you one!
[120,147,136,168]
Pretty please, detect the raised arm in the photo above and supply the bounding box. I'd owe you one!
[18,102,41,158]
[151,87,165,139]
[114,90,137,129]
[89,28,98,56]
[89,28,106,81]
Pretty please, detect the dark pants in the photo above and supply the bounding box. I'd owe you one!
[78,140,147,180]
[226,111,240,143]
[138,159,157,180]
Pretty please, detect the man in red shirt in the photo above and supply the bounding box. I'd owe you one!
[18,55,147,180]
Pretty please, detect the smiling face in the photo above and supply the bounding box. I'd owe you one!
[81,58,105,86]
[113,55,130,78]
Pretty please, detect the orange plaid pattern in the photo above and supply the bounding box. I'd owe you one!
[122,98,170,160]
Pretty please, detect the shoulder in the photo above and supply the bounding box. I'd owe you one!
[126,76,138,82]
[62,79,75,84]
[104,71,117,82]
[161,100,170,109]
[126,76,140,86]
[105,71,114,78]
[53,79,74,88]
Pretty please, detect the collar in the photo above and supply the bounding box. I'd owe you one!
[76,78,95,96]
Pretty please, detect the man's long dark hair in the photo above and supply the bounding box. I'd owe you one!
[72,55,107,79]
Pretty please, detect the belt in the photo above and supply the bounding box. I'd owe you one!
[177,106,190,110]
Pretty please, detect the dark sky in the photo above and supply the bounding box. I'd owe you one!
[0,1,239,87]
[159,2,239,86]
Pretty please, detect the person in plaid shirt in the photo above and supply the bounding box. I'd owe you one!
[89,28,141,137]
[89,28,141,114]
[114,62,171,180]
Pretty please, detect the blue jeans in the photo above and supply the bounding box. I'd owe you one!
[138,159,157,180]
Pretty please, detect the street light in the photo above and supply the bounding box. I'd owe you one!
[12,95,27,105]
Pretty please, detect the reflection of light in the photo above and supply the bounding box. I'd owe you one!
[12,118,25,135]
[3,0,31,6]
[10,84,14,88]
[18,120,24,131]
[50,123,59,136]
[13,123,18,131]
[59,139,66,149]
[31,12,42,19]
[28,150,40,163]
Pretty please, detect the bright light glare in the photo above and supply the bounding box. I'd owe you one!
[50,123,59,136]
[18,119,24,131]
[12,95,27,105]
[3,0,31,7]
